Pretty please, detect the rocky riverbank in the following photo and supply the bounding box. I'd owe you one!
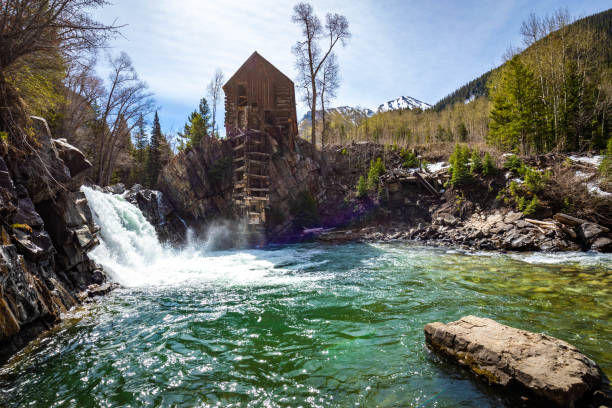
[313,208,611,253]
[0,117,111,364]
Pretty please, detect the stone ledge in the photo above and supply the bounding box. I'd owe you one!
[424,315,611,407]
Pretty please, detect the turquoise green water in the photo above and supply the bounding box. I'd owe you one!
[1,243,610,407]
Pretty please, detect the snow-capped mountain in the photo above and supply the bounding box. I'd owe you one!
[299,96,431,129]
[377,96,431,112]
[301,106,374,123]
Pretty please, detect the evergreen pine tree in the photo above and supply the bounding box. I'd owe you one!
[470,149,483,174]
[449,144,472,186]
[356,175,367,198]
[178,97,212,149]
[482,152,496,176]
[133,114,149,184]
[147,111,162,188]
[489,56,546,153]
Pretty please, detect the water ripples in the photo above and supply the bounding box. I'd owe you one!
[1,243,611,407]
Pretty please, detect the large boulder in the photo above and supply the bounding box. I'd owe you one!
[578,222,609,246]
[424,316,610,407]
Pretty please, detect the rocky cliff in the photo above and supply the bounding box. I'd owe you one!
[0,117,107,364]
[157,135,327,241]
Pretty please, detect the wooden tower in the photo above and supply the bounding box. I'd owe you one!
[223,52,298,229]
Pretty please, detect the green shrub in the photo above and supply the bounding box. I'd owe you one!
[449,144,472,187]
[356,175,368,198]
[470,150,482,174]
[482,152,496,176]
[523,166,549,193]
[517,195,538,215]
[505,165,547,215]
[400,149,419,168]
[367,158,386,190]
[503,154,523,174]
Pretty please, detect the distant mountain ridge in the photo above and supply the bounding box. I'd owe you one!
[301,106,374,123]
[300,95,432,126]
[377,96,431,112]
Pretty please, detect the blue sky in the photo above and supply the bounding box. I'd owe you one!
[92,1,611,136]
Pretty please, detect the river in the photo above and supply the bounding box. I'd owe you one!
[0,187,610,407]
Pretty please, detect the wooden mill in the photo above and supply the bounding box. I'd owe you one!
[223,52,299,228]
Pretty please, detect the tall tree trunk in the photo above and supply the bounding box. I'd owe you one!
[310,77,317,157]
[321,93,326,150]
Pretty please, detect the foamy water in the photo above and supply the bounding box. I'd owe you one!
[82,187,327,288]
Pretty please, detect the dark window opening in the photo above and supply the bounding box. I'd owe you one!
[238,84,247,107]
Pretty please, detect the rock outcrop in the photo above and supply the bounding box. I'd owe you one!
[0,117,107,364]
[157,136,234,226]
[424,316,611,407]
[124,184,188,244]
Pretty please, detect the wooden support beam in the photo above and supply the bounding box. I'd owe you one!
[244,173,269,179]
[247,152,270,157]
[243,159,268,166]
[243,196,269,201]
[415,172,440,197]
[244,187,269,192]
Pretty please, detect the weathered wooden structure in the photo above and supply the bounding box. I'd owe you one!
[224,52,298,228]
[230,129,270,227]
[223,51,298,143]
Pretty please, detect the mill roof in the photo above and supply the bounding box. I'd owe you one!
[223,51,294,90]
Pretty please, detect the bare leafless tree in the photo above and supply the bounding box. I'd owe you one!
[0,0,120,72]
[61,55,105,142]
[318,52,340,149]
[207,68,224,138]
[95,52,155,185]
[292,2,349,156]
[0,0,120,158]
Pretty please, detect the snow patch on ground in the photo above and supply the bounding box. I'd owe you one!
[574,171,594,180]
[426,162,450,173]
[587,183,612,197]
[569,155,603,167]
[464,94,476,104]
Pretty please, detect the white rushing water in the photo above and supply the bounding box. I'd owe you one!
[82,186,612,288]
[81,186,325,288]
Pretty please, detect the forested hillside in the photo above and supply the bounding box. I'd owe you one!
[311,8,612,154]
[434,8,612,111]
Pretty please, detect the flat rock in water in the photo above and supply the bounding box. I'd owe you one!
[424,316,610,407]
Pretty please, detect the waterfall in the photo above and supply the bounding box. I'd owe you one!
[81,186,318,288]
